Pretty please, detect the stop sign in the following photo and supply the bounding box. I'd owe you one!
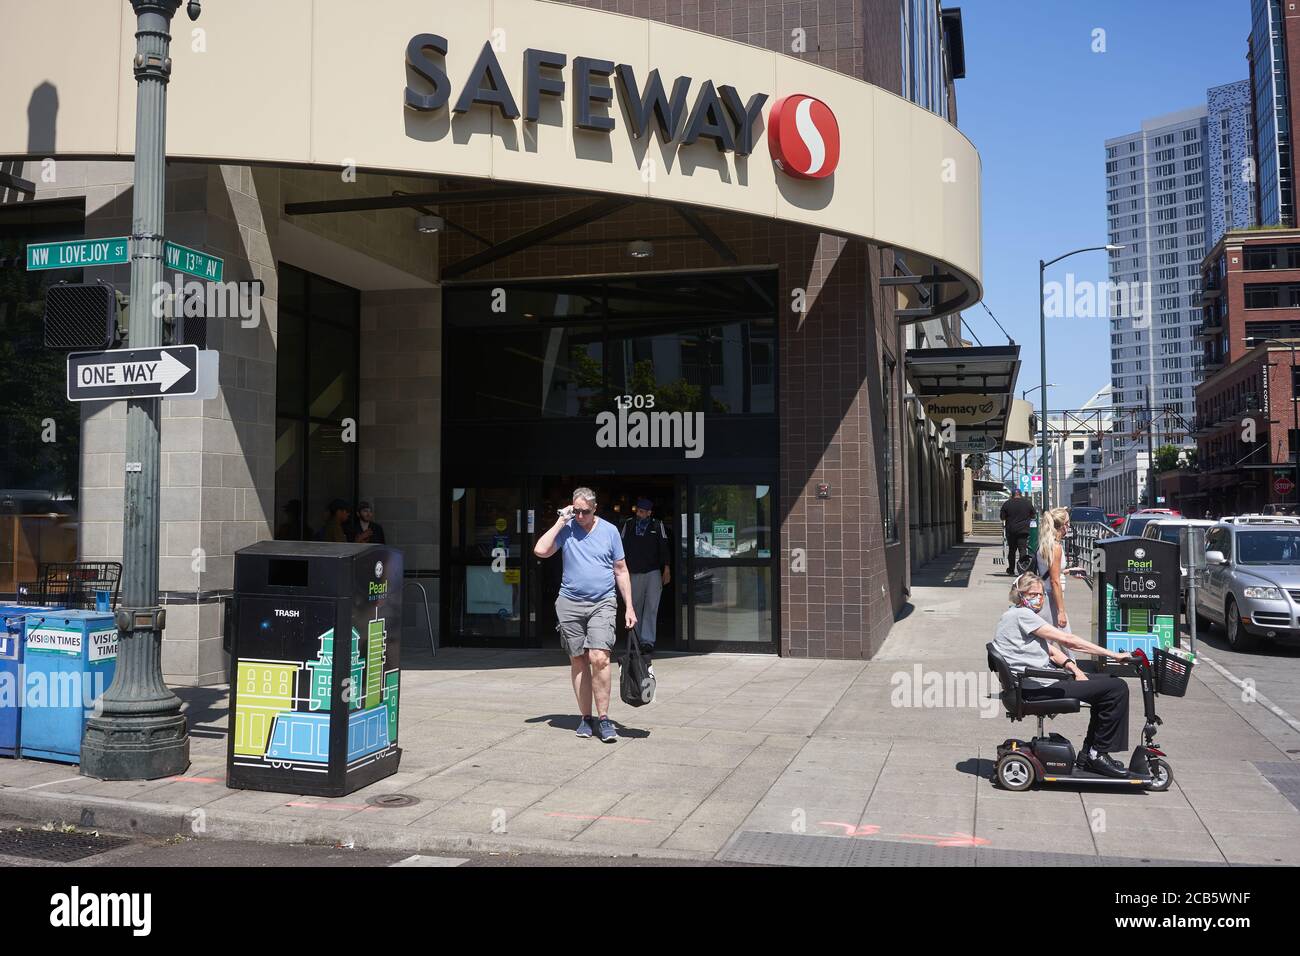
[1275,476,1295,496]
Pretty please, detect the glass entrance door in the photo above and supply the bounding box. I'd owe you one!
[686,479,778,651]
[446,484,530,645]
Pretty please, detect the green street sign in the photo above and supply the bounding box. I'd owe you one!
[163,241,224,282]
[26,237,129,271]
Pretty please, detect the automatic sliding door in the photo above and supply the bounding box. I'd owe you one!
[447,485,527,644]
[688,480,777,651]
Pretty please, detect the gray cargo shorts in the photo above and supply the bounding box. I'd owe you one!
[555,593,618,658]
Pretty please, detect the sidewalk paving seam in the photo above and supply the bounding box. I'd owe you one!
[651,733,769,851]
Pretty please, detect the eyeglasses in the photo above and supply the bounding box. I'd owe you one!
[572,508,593,516]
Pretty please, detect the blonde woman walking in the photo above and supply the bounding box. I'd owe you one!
[1035,507,1083,631]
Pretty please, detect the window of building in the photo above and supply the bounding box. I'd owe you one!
[1244,283,1300,309]
[274,264,361,541]
[1244,244,1300,270]
[0,199,84,594]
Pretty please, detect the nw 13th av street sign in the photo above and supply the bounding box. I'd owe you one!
[164,241,223,281]
[66,345,199,401]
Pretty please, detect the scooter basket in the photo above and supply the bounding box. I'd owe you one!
[1153,648,1193,697]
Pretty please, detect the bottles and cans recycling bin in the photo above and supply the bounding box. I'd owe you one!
[1,606,55,758]
[227,541,403,797]
[18,609,117,763]
[1095,536,1181,657]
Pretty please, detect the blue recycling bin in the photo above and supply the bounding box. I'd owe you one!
[19,610,117,764]
[0,606,52,758]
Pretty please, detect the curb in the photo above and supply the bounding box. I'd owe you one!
[0,786,718,862]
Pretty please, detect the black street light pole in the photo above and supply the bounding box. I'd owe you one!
[1039,244,1124,510]
[1145,383,1156,509]
[80,0,195,780]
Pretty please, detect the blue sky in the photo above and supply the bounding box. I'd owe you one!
[954,0,1252,412]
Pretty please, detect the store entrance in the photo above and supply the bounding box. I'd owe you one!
[444,472,778,652]
[440,269,780,654]
[445,474,681,651]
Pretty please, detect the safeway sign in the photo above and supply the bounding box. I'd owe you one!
[66,345,199,401]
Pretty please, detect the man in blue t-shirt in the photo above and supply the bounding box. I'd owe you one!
[534,487,636,743]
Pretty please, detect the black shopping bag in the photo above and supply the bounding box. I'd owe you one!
[619,628,656,707]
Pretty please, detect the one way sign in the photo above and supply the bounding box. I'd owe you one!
[66,345,199,401]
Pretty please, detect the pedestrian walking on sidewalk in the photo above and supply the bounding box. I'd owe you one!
[1035,507,1081,634]
[620,496,670,664]
[1000,489,1035,574]
[994,572,1134,778]
[533,487,637,743]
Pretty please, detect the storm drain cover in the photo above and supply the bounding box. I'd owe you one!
[0,828,131,863]
[365,794,420,809]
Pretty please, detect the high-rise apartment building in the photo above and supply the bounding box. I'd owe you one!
[1105,106,1210,447]
[1208,80,1257,246]
[1249,0,1295,227]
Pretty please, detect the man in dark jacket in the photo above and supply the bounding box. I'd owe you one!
[1000,489,1036,575]
[348,500,386,544]
[620,497,671,661]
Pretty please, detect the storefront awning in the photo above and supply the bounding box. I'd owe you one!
[904,345,1022,454]
[973,478,1008,493]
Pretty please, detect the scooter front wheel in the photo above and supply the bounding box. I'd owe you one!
[995,752,1036,791]
[1145,757,1173,792]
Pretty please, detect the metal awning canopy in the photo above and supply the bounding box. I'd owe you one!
[904,345,1022,454]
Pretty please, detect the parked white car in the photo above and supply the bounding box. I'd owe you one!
[1140,518,1216,598]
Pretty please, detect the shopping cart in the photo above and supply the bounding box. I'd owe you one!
[15,561,122,610]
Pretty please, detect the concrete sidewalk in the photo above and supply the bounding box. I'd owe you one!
[2,536,1298,865]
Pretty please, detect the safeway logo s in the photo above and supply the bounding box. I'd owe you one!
[767,94,840,180]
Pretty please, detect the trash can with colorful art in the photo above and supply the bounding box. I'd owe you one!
[227,542,403,796]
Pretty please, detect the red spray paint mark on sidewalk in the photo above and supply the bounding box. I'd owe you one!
[817,822,881,837]
[817,821,990,848]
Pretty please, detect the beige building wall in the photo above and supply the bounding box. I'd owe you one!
[7,158,440,684]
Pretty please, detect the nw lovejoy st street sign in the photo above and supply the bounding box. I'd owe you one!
[27,237,129,271]
[66,345,199,401]
[28,237,225,282]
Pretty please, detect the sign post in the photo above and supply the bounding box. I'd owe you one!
[79,0,191,781]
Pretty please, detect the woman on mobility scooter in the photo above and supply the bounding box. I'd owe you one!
[993,571,1134,778]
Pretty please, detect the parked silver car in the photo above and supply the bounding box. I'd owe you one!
[1195,521,1300,651]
